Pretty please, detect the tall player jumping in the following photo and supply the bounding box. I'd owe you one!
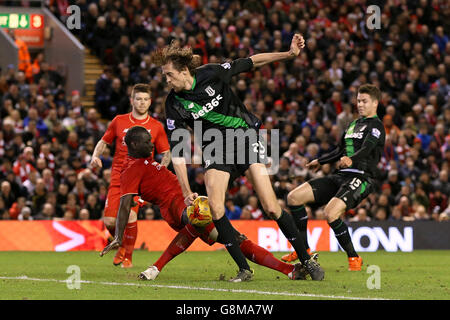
[100,126,309,281]
[151,35,324,282]
[90,84,171,268]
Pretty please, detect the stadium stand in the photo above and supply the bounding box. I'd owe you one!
[0,0,449,223]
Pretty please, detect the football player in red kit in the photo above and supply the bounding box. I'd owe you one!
[100,126,309,282]
[91,84,171,268]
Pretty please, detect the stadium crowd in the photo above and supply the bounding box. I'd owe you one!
[0,0,449,223]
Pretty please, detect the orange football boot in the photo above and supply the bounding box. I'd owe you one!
[348,256,363,271]
[121,258,133,269]
[113,247,126,266]
[281,248,312,263]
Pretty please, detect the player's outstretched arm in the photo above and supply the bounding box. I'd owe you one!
[250,34,305,68]
[172,157,198,205]
[100,194,134,257]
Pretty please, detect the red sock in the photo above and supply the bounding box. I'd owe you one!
[123,221,138,261]
[240,239,294,276]
[153,224,199,271]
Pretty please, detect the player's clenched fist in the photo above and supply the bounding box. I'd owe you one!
[338,156,353,168]
[184,192,198,206]
[90,156,103,168]
[289,34,305,57]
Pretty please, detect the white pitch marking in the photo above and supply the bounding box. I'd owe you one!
[0,276,391,300]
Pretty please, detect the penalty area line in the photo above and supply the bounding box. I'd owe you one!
[0,276,390,300]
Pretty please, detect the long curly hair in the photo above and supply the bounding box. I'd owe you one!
[151,41,202,74]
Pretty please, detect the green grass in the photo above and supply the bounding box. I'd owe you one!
[0,250,449,300]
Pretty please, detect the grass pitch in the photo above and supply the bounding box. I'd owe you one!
[0,250,449,300]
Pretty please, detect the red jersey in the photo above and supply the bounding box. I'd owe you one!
[120,157,186,230]
[101,113,170,186]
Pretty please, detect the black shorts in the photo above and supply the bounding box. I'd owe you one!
[308,172,373,209]
[202,129,268,185]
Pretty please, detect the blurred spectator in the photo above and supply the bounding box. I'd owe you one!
[144,207,156,220]
[374,207,388,221]
[79,208,90,220]
[9,30,31,74]
[8,196,26,220]
[429,186,448,217]
[247,196,263,220]
[240,205,252,220]
[191,169,207,196]
[396,196,414,218]
[349,207,371,222]
[18,206,33,221]
[387,170,402,196]
[432,170,450,196]
[85,108,106,142]
[225,197,242,220]
[85,194,102,220]
[233,184,250,208]
[34,203,55,220]
[95,67,113,119]
[413,205,431,221]
[63,210,75,221]
[1,180,16,209]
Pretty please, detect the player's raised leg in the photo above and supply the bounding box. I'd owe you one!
[325,197,362,271]
[205,169,253,282]
[247,163,324,280]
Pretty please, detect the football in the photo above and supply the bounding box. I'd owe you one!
[187,196,212,227]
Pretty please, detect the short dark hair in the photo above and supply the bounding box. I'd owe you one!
[358,84,381,102]
[151,41,202,74]
[131,83,151,98]
[124,126,150,148]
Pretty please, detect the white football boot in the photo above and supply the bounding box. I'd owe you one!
[139,266,160,280]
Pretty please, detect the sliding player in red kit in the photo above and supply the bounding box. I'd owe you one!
[90,84,171,268]
[100,126,309,281]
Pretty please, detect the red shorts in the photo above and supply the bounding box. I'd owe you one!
[104,185,141,218]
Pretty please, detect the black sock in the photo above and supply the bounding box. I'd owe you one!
[329,219,358,258]
[213,215,250,270]
[276,210,310,263]
[288,205,309,251]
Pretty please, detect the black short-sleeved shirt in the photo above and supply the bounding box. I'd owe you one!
[164,58,262,150]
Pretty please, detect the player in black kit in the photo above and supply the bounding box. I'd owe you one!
[151,35,325,282]
[284,84,386,271]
